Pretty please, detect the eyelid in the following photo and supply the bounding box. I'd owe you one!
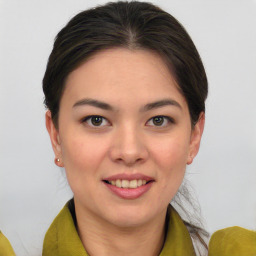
[81,115,174,128]
[146,115,175,127]
[81,115,111,127]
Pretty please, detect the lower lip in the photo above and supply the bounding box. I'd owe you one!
[103,182,153,199]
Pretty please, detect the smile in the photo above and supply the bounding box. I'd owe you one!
[103,179,148,189]
[103,174,154,199]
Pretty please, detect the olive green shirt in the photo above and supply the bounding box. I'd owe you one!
[208,226,256,256]
[42,200,196,256]
[0,231,15,256]
[2,202,256,255]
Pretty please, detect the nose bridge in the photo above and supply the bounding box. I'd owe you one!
[109,121,148,166]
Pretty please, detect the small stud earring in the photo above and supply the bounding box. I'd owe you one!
[55,158,61,165]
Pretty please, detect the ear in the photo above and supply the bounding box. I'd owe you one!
[187,112,205,165]
[45,110,64,167]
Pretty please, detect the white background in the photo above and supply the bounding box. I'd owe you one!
[0,0,256,255]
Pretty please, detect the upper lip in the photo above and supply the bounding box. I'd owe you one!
[103,173,154,181]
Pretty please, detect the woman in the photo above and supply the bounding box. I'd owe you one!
[42,1,208,255]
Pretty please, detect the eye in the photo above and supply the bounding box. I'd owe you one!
[146,116,174,127]
[81,115,110,127]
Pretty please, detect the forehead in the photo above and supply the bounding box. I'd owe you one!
[61,48,187,109]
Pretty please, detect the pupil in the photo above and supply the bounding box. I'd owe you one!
[153,117,163,126]
[92,116,102,126]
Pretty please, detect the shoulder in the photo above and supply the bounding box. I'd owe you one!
[42,202,71,255]
[0,231,15,256]
[208,226,256,256]
[42,199,87,256]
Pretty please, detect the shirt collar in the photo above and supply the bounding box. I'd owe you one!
[43,199,195,256]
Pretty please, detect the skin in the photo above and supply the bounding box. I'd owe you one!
[46,48,205,256]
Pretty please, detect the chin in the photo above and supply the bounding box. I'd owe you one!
[103,204,157,228]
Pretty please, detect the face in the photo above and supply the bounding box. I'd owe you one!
[46,48,204,228]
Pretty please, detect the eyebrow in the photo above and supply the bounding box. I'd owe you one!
[141,99,182,112]
[73,98,182,111]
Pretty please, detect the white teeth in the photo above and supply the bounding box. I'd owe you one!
[121,180,129,188]
[108,179,148,188]
[116,179,122,188]
[129,180,137,188]
[111,180,116,186]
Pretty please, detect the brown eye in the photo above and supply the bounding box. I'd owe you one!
[91,116,103,126]
[82,115,109,127]
[152,116,164,126]
[147,116,174,127]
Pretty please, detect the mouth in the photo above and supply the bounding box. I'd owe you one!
[102,174,155,199]
[103,179,153,189]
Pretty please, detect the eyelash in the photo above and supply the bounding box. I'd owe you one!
[81,115,175,128]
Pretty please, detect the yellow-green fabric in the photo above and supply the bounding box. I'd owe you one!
[43,201,196,256]
[209,226,256,256]
[0,231,15,256]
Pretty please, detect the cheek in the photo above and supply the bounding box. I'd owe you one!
[59,134,110,198]
[60,134,108,176]
[150,133,190,200]
[151,134,190,171]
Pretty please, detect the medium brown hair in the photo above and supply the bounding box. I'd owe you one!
[43,1,207,128]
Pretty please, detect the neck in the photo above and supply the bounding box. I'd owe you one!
[75,203,167,256]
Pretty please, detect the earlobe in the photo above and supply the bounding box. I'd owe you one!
[45,110,64,167]
[187,112,205,165]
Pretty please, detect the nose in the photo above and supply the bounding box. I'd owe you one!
[109,124,149,167]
